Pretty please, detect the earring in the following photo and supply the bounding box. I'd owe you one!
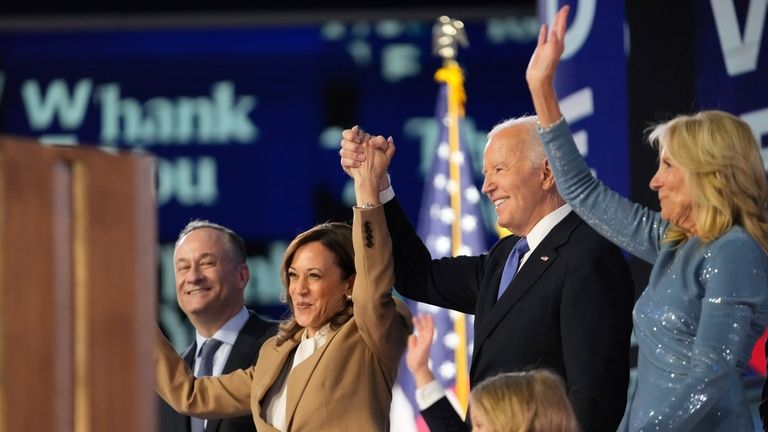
[346,294,353,302]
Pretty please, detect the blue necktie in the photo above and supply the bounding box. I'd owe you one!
[192,338,223,432]
[497,237,529,300]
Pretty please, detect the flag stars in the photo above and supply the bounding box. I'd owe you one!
[439,207,455,224]
[443,331,459,349]
[437,143,450,159]
[450,151,465,165]
[462,214,477,233]
[465,187,480,204]
[446,179,458,194]
[434,236,451,255]
[438,361,457,380]
[456,245,472,255]
[433,173,447,189]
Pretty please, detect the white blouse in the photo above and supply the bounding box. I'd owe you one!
[262,324,331,431]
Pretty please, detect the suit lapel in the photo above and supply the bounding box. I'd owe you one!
[475,237,517,331]
[252,336,299,403]
[284,326,342,428]
[222,313,268,374]
[182,343,196,367]
[207,313,271,432]
[179,344,196,432]
[471,212,581,377]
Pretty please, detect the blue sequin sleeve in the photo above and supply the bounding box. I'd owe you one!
[537,119,666,264]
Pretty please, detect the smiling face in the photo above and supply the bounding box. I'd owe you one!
[287,241,353,337]
[481,125,554,235]
[174,228,247,329]
[649,147,695,232]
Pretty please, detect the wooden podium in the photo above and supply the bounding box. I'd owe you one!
[0,137,157,432]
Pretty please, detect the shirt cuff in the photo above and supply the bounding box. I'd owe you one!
[415,380,446,410]
[379,176,395,204]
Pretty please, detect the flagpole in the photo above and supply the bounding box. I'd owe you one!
[433,16,471,414]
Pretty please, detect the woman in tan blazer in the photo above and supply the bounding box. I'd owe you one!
[155,134,411,431]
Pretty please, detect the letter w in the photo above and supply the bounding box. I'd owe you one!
[22,78,92,130]
[711,0,767,76]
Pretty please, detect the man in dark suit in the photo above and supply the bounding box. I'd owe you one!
[158,220,277,432]
[340,118,634,432]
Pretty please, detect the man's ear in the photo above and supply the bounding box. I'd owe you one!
[238,264,251,290]
[541,159,557,190]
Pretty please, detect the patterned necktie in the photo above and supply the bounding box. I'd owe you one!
[192,338,224,432]
[497,237,529,300]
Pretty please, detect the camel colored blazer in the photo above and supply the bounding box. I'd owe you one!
[155,206,412,431]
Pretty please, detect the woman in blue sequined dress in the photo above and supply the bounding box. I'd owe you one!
[525,6,768,431]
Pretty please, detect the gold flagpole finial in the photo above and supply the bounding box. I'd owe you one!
[432,15,469,63]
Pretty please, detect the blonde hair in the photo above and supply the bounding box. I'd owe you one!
[275,222,355,346]
[648,110,768,252]
[469,370,580,432]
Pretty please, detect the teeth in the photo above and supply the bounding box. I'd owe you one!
[494,198,507,208]
[188,288,209,295]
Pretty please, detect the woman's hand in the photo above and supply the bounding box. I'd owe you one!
[526,5,569,91]
[346,128,395,206]
[526,5,569,127]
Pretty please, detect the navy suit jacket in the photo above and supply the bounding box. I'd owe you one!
[385,199,634,432]
[158,310,277,432]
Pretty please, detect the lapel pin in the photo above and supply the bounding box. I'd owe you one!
[540,256,549,261]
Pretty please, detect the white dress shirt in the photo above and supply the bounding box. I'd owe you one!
[191,307,249,431]
[262,323,331,431]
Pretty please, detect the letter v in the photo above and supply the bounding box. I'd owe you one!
[22,78,92,130]
[711,0,767,76]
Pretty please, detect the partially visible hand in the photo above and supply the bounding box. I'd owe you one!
[340,126,393,192]
[406,314,436,387]
[339,126,388,175]
[526,5,569,90]
[339,125,367,176]
[349,135,394,191]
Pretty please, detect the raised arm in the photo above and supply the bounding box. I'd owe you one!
[526,5,569,127]
[154,326,252,418]
[348,135,412,366]
[525,5,665,261]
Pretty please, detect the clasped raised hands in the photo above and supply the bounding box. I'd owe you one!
[339,126,394,193]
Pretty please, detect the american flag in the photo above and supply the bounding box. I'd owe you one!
[389,61,488,431]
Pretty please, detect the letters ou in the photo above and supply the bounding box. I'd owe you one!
[545,0,596,60]
[156,156,219,206]
[711,0,767,77]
